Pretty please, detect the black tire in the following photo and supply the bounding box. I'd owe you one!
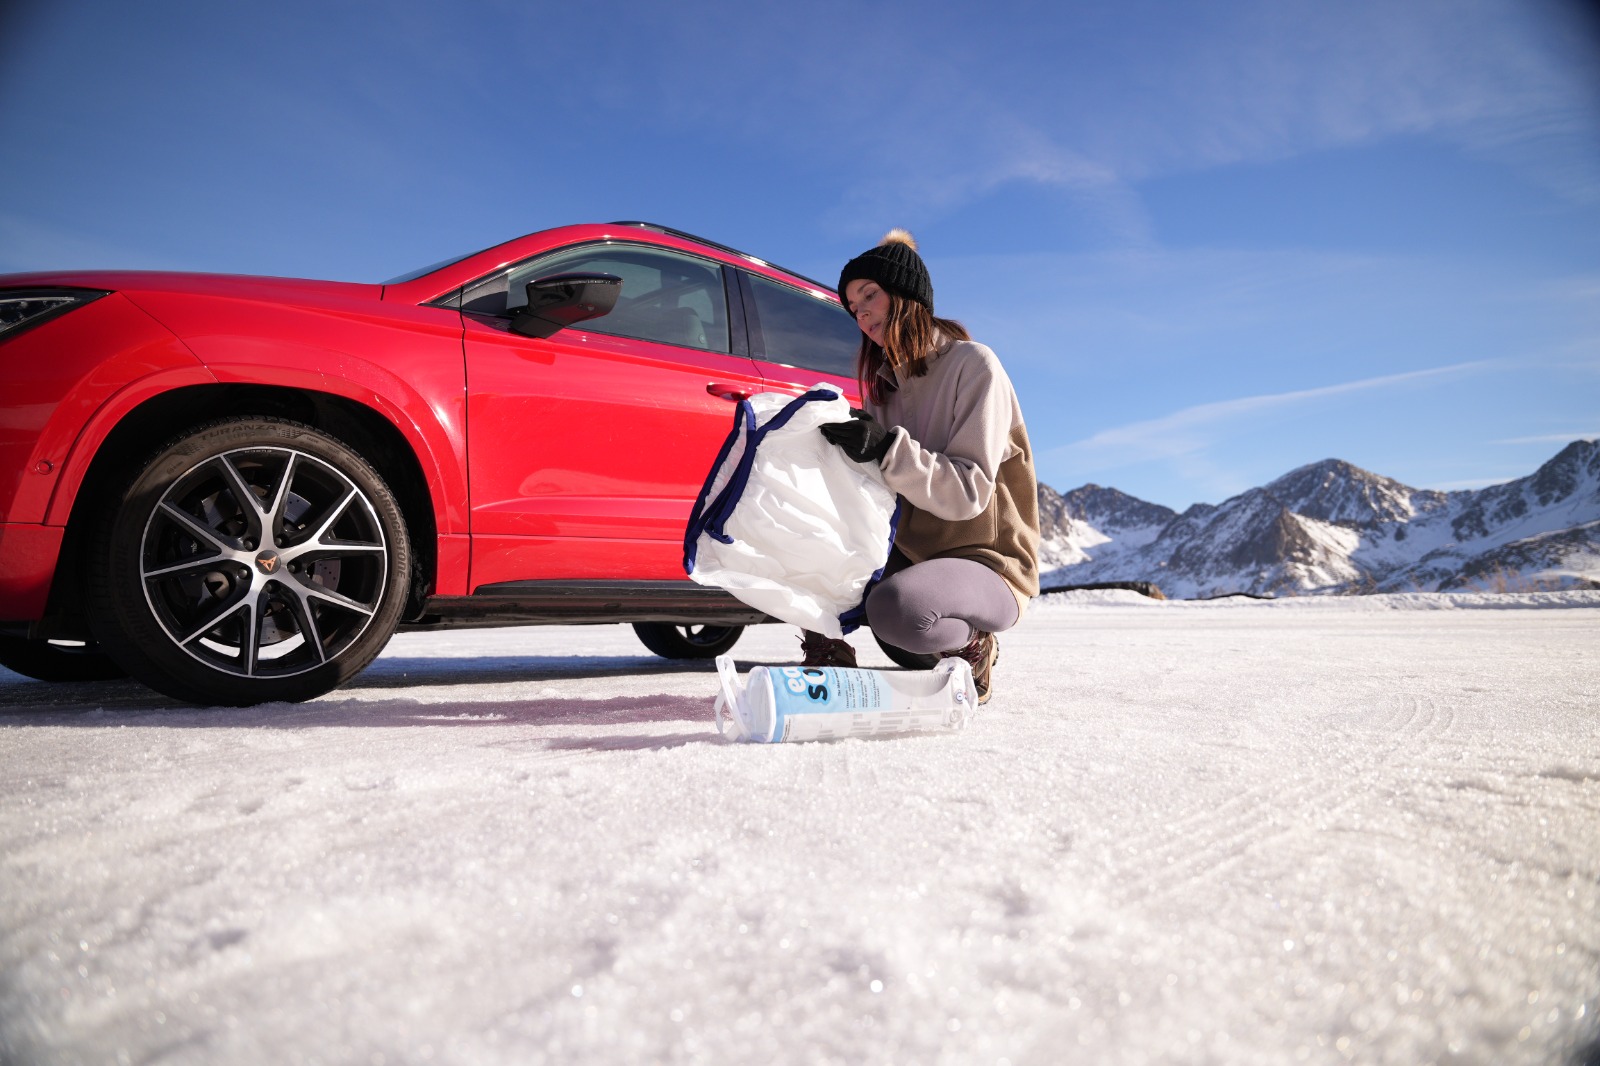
[89,418,411,706]
[632,622,744,659]
[0,635,128,682]
[873,632,940,671]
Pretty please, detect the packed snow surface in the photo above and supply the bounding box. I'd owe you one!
[3,594,1598,1065]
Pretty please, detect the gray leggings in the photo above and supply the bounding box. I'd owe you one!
[865,551,1020,654]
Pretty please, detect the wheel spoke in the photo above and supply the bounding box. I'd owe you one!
[277,581,328,664]
[263,452,299,535]
[281,484,383,564]
[157,501,239,555]
[214,453,266,529]
[239,594,262,676]
[176,592,252,648]
[143,554,232,580]
[305,487,357,545]
[283,542,386,566]
[294,576,377,618]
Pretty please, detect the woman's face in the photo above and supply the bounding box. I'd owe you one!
[845,279,890,346]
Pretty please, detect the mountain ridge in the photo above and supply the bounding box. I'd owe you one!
[1038,440,1600,598]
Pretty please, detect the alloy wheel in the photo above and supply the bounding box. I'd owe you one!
[139,445,389,679]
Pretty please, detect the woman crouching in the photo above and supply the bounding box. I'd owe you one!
[808,229,1040,704]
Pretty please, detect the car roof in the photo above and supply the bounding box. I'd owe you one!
[610,221,835,293]
[0,224,844,310]
[382,222,843,306]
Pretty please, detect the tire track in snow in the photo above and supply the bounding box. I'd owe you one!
[1113,693,1457,905]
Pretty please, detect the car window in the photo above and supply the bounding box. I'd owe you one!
[744,272,862,379]
[383,246,487,285]
[460,242,730,354]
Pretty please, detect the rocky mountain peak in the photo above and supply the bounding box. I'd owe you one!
[1530,439,1600,507]
[1452,440,1600,541]
[1262,458,1443,527]
[1056,483,1176,531]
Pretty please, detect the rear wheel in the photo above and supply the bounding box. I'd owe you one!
[632,622,744,659]
[0,635,127,682]
[89,418,411,705]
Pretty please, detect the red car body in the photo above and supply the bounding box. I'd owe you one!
[0,222,865,702]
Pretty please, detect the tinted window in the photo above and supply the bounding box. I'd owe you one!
[460,242,730,353]
[745,273,862,379]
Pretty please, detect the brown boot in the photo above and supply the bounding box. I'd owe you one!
[943,630,998,704]
[799,630,858,668]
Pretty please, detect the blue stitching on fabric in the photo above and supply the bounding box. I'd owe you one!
[701,389,838,545]
[699,399,762,545]
[837,495,902,634]
[682,399,751,573]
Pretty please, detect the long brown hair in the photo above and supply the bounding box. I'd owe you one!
[858,293,970,406]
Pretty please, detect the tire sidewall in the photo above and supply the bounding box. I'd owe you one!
[90,418,410,706]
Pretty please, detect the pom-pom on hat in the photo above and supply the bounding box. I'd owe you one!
[838,228,934,313]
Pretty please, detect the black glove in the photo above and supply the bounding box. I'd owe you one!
[820,409,892,464]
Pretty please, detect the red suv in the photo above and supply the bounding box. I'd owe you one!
[0,222,864,704]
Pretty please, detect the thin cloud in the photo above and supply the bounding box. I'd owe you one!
[826,134,1154,247]
[1049,362,1493,470]
[1428,477,1518,491]
[824,0,1600,229]
[1084,0,1600,189]
[1492,432,1600,445]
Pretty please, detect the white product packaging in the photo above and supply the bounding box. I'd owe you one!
[714,654,977,743]
[683,386,899,639]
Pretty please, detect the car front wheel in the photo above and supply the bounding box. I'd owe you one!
[90,418,411,705]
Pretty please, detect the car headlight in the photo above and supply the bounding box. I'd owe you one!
[0,288,110,340]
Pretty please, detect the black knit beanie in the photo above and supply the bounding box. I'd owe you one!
[837,229,933,313]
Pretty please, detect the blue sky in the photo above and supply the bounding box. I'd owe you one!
[3,0,1597,510]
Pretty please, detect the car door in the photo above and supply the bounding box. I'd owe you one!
[461,242,765,588]
[737,270,864,401]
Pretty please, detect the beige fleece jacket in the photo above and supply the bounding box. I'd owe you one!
[865,336,1041,616]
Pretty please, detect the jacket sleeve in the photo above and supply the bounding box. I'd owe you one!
[875,352,1019,522]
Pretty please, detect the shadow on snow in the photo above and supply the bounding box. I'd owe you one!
[0,653,780,737]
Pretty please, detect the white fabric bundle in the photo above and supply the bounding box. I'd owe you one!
[684,385,900,638]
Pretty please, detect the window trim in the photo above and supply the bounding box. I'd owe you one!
[735,270,766,360]
[724,262,751,358]
[736,268,861,378]
[435,238,740,356]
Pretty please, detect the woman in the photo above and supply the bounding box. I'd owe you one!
[807,229,1040,704]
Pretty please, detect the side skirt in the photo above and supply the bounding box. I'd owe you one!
[400,580,771,631]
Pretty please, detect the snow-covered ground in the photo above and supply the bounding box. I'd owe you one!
[3,594,1598,1065]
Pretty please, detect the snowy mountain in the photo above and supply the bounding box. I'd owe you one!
[1036,483,1175,570]
[1040,440,1600,598]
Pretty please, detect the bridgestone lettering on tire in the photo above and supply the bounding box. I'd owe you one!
[91,418,410,705]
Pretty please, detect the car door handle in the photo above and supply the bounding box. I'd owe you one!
[706,382,753,401]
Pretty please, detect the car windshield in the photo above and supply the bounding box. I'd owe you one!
[382,246,490,285]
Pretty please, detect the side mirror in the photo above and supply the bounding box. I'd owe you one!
[508,272,622,338]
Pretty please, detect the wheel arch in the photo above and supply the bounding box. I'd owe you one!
[41,384,440,639]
